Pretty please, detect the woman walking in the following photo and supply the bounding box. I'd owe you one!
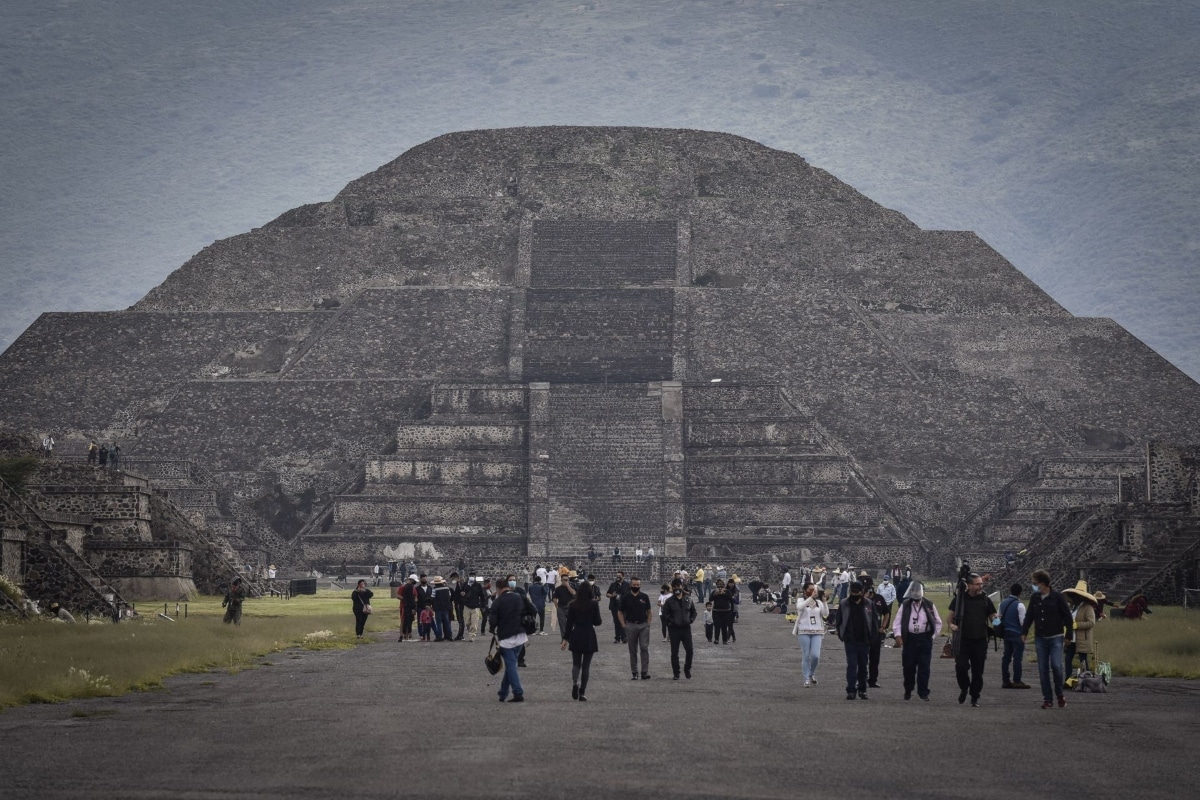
[792,582,829,687]
[352,579,374,638]
[561,577,603,701]
[709,579,735,644]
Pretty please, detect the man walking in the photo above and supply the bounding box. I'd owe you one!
[222,577,246,626]
[837,581,878,700]
[864,578,889,688]
[619,577,654,680]
[489,579,529,702]
[463,572,486,641]
[892,581,941,700]
[662,578,697,680]
[1022,569,1074,709]
[999,582,1030,689]
[450,571,467,640]
[606,571,628,644]
[780,567,793,609]
[948,572,997,707]
[529,574,548,635]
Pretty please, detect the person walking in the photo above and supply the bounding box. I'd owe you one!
[792,582,828,687]
[662,578,697,680]
[1022,570,1075,708]
[892,581,941,700]
[657,583,672,640]
[619,577,654,680]
[709,579,735,644]
[398,575,418,642]
[490,579,530,702]
[553,571,576,634]
[780,568,793,610]
[222,577,246,626]
[462,572,486,641]
[998,583,1031,689]
[430,576,453,642]
[948,572,997,707]
[529,575,548,635]
[352,579,374,638]
[450,572,467,640]
[606,571,628,644]
[837,581,877,700]
[561,577,603,701]
[864,577,889,688]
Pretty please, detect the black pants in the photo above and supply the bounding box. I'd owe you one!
[354,610,368,637]
[868,632,882,684]
[712,609,734,643]
[955,636,988,700]
[661,614,669,639]
[668,626,694,676]
[901,635,934,698]
[571,651,593,693]
[536,607,545,632]
[454,604,465,639]
[611,608,625,642]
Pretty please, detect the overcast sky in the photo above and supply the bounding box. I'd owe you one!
[2,0,1197,379]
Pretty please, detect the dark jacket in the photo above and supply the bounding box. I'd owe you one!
[489,590,527,641]
[1022,589,1075,641]
[606,579,627,610]
[464,581,487,609]
[562,600,603,653]
[351,587,373,615]
[836,597,879,643]
[662,593,697,628]
[431,585,453,612]
[415,584,434,609]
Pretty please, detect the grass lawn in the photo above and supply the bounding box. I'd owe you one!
[0,589,398,709]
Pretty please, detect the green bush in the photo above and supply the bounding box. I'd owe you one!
[0,455,40,493]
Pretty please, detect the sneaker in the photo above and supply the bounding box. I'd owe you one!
[958,690,968,704]
[920,694,930,701]
[846,693,856,700]
[803,679,811,688]
[858,691,868,700]
[631,673,639,680]
[577,694,587,702]
[867,682,880,689]
[684,669,691,679]
[811,676,817,685]
[904,690,912,700]
[1041,700,1053,709]
[1012,682,1031,689]
[571,684,579,700]
[1057,695,1067,708]
[673,674,680,680]
[1002,681,1014,689]
[970,699,980,707]
[509,695,524,703]
[641,673,651,680]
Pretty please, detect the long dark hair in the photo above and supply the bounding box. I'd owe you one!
[570,582,594,613]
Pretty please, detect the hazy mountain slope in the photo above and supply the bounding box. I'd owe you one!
[1,0,1196,377]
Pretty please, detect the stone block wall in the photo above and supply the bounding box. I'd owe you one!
[27,486,151,522]
[523,289,673,382]
[530,220,677,287]
[86,541,192,578]
[1,526,25,584]
[284,289,513,380]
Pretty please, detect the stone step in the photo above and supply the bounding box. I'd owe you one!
[333,497,526,526]
[1036,458,1144,479]
[356,484,526,500]
[395,422,527,450]
[688,498,883,527]
[684,419,821,449]
[687,484,864,500]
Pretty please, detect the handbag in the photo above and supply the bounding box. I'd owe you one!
[484,635,504,675]
[363,603,373,615]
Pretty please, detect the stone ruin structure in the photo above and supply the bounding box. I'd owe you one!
[1,126,1198,607]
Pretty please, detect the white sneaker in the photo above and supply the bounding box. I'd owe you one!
[803,679,810,687]
[811,676,818,685]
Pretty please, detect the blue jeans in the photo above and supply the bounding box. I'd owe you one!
[1035,635,1065,702]
[844,641,869,694]
[434,609,453,640]
[797,633,823,682]
[1002,632,1025,684]
[498,645,524,699]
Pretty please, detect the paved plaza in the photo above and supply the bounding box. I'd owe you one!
[2,607,1197,799]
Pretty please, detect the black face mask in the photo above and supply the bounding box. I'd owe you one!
[630,587,640,594]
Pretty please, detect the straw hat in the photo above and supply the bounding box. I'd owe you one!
[1062,580,1097,604]
[432,576,446,585]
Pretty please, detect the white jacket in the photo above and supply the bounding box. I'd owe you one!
[792,597,829,634]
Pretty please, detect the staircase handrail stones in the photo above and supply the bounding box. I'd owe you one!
[0,475,125,621]
[989,506,1093,588]
[953,462,1040,548]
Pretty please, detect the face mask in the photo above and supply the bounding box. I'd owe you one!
[630,587,640,594]
[1031,585,1039,594]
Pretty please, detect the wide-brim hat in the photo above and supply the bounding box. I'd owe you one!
[432,576,446,585]
[1062,580,1097,604]
[568,570,578,578]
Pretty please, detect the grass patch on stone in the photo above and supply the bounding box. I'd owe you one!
[0,589,395,709]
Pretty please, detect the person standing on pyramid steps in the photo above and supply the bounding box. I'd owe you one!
[562,576,602,701]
